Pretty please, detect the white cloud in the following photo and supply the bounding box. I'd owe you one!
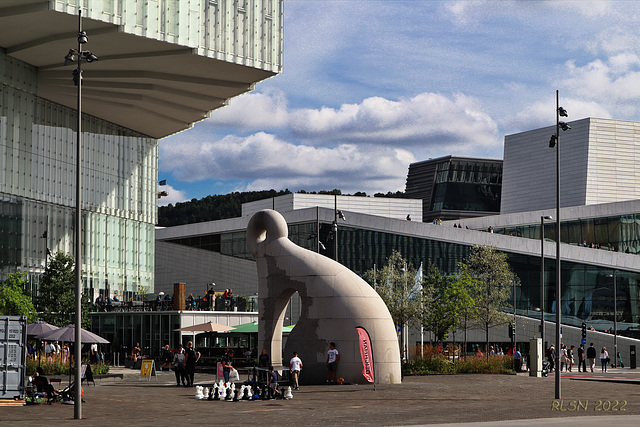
[560,56,640,117]
[204,89,289,129]
[503,98,611,133]
[157,185,188,207]
[160,132,415,195]
[206,91,501,151]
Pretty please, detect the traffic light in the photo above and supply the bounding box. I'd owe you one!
[581,322,587,338]
[508,324,514,339]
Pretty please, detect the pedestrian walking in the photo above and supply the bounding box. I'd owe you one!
[222,349,234,384]
[184,341,201,386]
[577,344,586,372]
[173,344,186,386]
[567,345,575,372]
[586,343,597,372]
[289,351,303,390]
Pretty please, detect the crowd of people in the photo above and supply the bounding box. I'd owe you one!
[153,341,340,390]
[545,342,612,373]
[92,289,248,312]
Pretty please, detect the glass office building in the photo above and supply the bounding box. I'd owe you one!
[0,0,283,300]
[405,156,502,222]
[0,54,156,298]
[159,196,640,335]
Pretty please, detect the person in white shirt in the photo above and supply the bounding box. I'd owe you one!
[289,352,303,390]
[326,342,340,383]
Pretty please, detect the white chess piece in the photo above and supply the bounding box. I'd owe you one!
[195,386,204,399]
[284,386,293,399]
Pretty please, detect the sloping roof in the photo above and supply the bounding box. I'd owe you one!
[0,2,278,138]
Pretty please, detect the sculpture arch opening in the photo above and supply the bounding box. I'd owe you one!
[249,210,401,384]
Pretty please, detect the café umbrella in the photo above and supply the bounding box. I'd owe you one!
[39,324,110,344]
[27,321,59,337]
[175,321,235,346]
[175,321,235,333]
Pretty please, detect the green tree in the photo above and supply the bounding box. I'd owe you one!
[365,250,420,361]
[422,263,477,343]
[460,244,519,357]
[0,272,37,322]
[36,252,91,328]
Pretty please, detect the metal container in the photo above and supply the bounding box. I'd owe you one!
[0,316,27,400]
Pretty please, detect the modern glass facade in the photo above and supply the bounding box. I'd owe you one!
[163,220,640,333]
[493,213,640,254]
[0,50,157,298]
[431,159,502,212]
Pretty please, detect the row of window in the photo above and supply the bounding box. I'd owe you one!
[164,222,640,328]
[494,214,640,254]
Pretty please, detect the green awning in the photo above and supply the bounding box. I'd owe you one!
[231,322,294,334]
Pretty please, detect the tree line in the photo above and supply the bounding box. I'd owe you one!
[158,189,405,226]
[365,244,519,358]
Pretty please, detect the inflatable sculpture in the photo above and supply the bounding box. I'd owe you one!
[247,210,401,384]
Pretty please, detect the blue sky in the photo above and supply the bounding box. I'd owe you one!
[158,0,640,206]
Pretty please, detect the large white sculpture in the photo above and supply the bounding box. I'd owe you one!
[247,209,401,384]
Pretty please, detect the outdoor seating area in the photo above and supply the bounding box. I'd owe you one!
[91,295,256,313]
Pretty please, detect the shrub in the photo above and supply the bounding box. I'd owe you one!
[26,358,110,376]
[404,345,516,375]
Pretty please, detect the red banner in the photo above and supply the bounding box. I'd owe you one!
[356,326,375,383]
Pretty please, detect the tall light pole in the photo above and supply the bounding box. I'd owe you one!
[64,9,98,419]
[607,273,618,368]
[333,194,346,261]
[549,90,569,399]
[540,215,553,351]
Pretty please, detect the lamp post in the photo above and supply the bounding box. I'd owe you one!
[64,10,98,419]
[333,194,346,261]
[607,273,618,368]
[540,215,553,351]
[549,90,569,399]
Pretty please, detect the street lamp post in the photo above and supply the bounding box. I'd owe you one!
[333,194,346,261]
[64,9,98,419]
[607,273,618,368]
[540,215,553,351]
[549,90,569,399]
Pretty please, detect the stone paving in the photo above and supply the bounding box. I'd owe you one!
[3,367,640,426]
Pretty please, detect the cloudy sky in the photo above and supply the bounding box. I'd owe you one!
[158,0,640,205]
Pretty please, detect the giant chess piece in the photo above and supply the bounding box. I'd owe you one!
[284,386,293,399]
[195,386,204,399]
[248,209,401,385]
[242,385,251,400]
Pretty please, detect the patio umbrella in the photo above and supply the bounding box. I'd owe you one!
[175,321,234,333]
[38,324,110,344]
[27,321,59,337]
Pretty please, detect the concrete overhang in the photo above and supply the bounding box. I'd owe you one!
[0,1,276,138]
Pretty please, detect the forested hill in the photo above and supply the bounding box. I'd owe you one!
[157,189,405,227]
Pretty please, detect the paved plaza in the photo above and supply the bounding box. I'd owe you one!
[3,368,640,426]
